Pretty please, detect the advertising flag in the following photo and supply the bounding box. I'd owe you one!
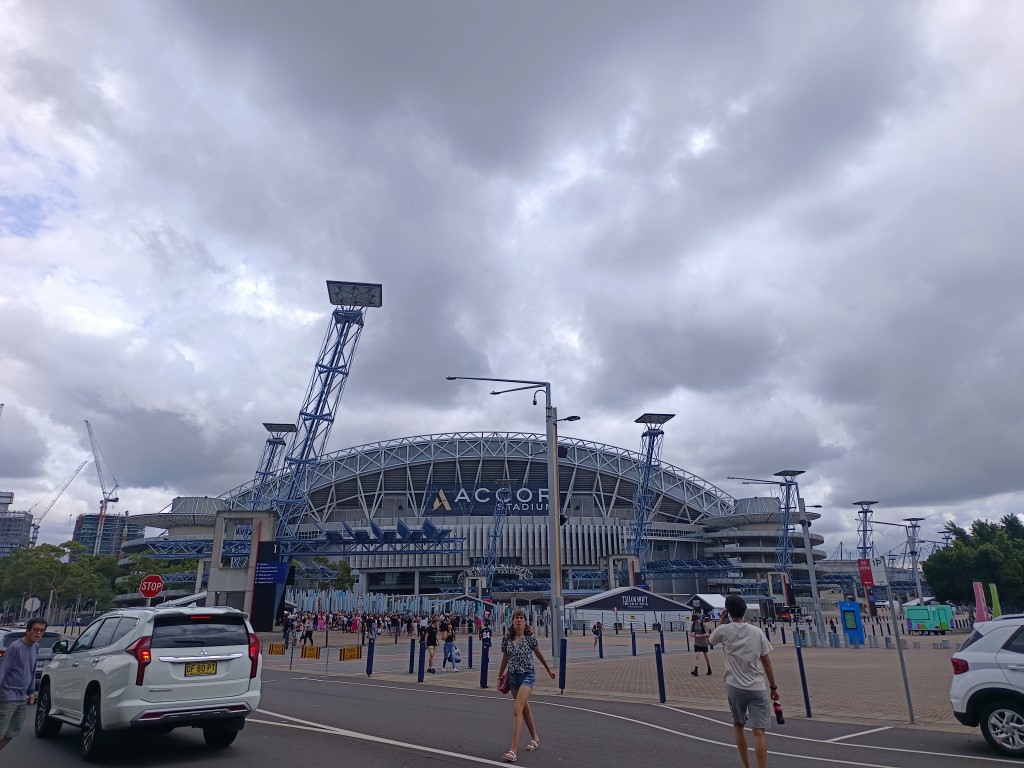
[990,583,1002,618]
[973,581,990,622]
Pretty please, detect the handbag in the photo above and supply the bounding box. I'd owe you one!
[497,673,511,694]
[454,647,462,664]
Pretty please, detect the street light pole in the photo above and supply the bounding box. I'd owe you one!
[446,375,566,661]
[798,500,826,644]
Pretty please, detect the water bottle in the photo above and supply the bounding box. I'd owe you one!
[773,701,785,725]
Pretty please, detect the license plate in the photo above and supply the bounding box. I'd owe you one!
[184,662,217,676]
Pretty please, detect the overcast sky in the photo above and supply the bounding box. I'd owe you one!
[1,1,1021,560]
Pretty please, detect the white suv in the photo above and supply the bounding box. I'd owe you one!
[34,605,262,761]
[951,614,1024,757]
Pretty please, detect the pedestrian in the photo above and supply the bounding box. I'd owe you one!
[708,595,780,768]
[282,613,294,648]
[303,615,315,646]
[498,607,556,763]
[441,623,457,672]
[691,612,712,676]
[425,616,439,673]
[592,621,602,650]
[0,617,46,752]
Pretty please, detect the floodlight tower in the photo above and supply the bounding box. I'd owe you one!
[628,413,674,570]
[274,281,382,540]
[773,470,804,575]
[904,517,925,602]
[250,423,297,511]
[854,501,878,560]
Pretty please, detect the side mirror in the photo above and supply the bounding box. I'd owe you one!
[51,640,69,654]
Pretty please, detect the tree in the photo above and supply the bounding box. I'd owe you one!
[923,515,1024,611]
[306,556,354,592]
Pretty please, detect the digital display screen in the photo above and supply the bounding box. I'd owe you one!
[842,610,858,630]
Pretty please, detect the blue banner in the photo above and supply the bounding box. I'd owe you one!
[254,561,289,585]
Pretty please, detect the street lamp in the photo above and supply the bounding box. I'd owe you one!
[446,375,567,661]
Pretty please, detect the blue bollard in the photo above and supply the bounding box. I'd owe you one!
[659,628,666,651]
[558,638,567,693]
[395,624,400,644]
[366,637,375,677]
[408,638,416,674]
[795,643,812,717]
[480,644,490,688]
[765,627,770,641]
[631,629,637,656]
[468,634,474,670]
[615,622,619,635]
[781,626,787,644]
[655,644,667,703]
[418,641,426,683]
[545,621,549,638]
[598,631,604,659]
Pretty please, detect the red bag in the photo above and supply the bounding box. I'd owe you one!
[497,674,511,694]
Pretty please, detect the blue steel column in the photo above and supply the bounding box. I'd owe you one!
[274,306,368,539]
[628,414,673,570]
[250,424,296,510]
[482,486,512,593]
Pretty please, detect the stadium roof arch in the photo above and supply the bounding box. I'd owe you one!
[218,432,736,525]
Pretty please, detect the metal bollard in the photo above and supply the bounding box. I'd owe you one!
[631,629,637,656]
[366,637,375,676]
[408,638,416,674]
[598,631,604,659]
[659,628,666,652]
[781,626,787,644]
[418,641,427,683]
[615,622,619,635]
[655,644,667,703]
[289,639,296,671]
[480,645,489,688]
[468,634,474,669]
[559,638,567,693]
[685,629,691,652]
[795,643,812,718]
[545,621,549,638]
[395,624,400,644]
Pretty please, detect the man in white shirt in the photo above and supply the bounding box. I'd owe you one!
[709,595,780,768]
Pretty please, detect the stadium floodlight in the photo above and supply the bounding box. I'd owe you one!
[262,423,297,433]
[326,280,383,307]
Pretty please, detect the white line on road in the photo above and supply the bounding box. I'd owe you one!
[827,727,893,743]
[265,674,1004,766]
[253,708,511,765]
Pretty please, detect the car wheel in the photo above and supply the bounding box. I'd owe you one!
[34,682,62,739]
[203,726,238,748]
[980,700,1024,756]
[80,694,107,761]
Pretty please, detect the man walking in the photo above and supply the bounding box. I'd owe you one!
[709,596,779,768]
[0,617,46,752]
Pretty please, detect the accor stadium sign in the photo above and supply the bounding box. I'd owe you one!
[426,484,551,516]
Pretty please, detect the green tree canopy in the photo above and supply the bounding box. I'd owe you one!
[923,515,1024,611]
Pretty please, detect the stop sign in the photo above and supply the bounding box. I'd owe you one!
[139,574,164,599]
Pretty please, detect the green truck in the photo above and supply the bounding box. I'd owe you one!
[905,604,953,634]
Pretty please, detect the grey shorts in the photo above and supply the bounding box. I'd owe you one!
[0,701,27,740]
[726,685,770,730]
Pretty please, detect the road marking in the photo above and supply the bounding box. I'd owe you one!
[253,708,509,765]
[827,727,893,742]
[266,675,1008,765]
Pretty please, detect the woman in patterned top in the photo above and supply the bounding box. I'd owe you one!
[497,608,555,762]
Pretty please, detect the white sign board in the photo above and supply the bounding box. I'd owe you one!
[869,557,889,587]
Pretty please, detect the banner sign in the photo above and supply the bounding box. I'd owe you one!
[425,484,551,516]
[869,557,889,587]
[857,559,874,588]
[974,581,990,622]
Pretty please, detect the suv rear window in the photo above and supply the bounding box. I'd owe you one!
[151,615,249,649]
[2,631,62,648]
[958,629,984,651]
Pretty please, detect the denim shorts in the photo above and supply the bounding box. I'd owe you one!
[507,669,536,691]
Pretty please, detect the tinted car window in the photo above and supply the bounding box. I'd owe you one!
[71,619,105,652]
[1004,628,1024,655]
[2,631,62,649]
[90,618,121,649]
[151,615,249,649]
[958,629,984,652]
[110,618,138,644]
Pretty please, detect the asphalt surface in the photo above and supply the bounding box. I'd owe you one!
[2,668,1011,767]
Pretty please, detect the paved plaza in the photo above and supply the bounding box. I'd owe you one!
[260,626,970,730]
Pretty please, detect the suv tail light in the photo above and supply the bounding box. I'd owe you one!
[248,633,261,679]
[126,636,153,685]
[951,658,969,675]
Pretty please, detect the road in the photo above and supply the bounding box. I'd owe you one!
[2,668,1009,767]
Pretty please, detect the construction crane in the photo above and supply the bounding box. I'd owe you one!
[85,421,120,556]
[29,461,88,544]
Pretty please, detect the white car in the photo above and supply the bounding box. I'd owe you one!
[950,614,1024,757]
[35,605,262,761]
